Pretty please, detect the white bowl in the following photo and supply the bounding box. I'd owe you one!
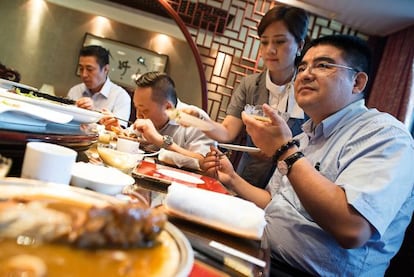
[97,144,144,173]
[71,162,135,195]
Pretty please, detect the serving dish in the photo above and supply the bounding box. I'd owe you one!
[71,162,135,195]
[163,184,266,240]
[0,90,102,124]
[0,178,194,277]
[133,161,229,194]
[0,78,38,92]
[0,95,73,124]
[156,168,205,184]
[218,143,261,153]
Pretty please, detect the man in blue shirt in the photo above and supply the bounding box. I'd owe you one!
[203,35,414,276]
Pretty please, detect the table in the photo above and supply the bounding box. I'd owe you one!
[2,140,270,276]
[0,127,98,176]
[130,159,270,277]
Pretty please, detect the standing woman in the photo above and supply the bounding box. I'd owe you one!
[203,5,309,188]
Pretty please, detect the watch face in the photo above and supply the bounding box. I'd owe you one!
[277,160,289,175]
[162,135,173,148]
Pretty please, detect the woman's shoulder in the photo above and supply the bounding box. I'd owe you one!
[240,72,265,84]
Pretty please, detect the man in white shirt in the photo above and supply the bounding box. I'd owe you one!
[67,45,131,123]
[100,71,215,163]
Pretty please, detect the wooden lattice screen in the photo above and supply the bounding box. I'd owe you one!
[166,0,367,121]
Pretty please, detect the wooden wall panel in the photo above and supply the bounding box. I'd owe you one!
[167,0,367,120]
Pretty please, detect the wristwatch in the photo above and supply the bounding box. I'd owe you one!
[277,152,304,176]
[161,135,173,149]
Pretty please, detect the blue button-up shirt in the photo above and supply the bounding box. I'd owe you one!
[264,100,414,276]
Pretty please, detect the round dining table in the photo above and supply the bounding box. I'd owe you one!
[0,126,98,176]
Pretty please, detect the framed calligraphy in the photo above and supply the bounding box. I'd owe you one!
[79,33,168,88]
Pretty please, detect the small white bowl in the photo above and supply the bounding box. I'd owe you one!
[116,136,141,154]
[71,162,135,195]
[97,144,144,173]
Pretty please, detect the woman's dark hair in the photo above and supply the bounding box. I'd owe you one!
[135,71,177,106]
[79,45,111,68]
[257,5,309,44]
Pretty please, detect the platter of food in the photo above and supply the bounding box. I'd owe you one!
[0,78,38,92]
[133,160,230,194]
[0,95,73,124]
[0,178,194,277]
[0,89,102,124]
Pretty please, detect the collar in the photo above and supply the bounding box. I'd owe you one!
[83,77,111,98]
[303,99,367,139]
[265,69,287,95]
[265,69,304,119]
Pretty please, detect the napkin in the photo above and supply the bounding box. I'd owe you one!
[164,183,266,239]
[158,149,201,171]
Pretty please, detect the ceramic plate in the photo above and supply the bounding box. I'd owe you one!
[156,168,205,184]
[218,143,260,153]
[71,162,135,195]
[0,177,194,277]
[0,90,102,123]
[0,78,38,92]
[0,95,73,124]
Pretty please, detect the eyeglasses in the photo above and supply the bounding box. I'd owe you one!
[297,61,359,76]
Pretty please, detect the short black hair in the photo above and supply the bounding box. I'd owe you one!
[257,5,309,44]
[301,35,372,76]
[79,45,110,68]
[135,71,177,106]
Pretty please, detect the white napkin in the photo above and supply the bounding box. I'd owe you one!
[158,149,201,170]
[164,183,266,239]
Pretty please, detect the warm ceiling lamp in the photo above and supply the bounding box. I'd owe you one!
[274,0,337,19]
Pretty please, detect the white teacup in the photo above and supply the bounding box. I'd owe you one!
[116,137,141,154]
[21,142,77,185]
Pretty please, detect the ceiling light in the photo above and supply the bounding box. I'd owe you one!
[275,0,337,19]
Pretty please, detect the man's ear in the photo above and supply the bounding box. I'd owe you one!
[298,39,305,52]
[103,64,110,75]
[352,72,368,94]
[165,100,174,110]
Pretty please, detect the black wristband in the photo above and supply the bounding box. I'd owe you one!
[272,139,300,162]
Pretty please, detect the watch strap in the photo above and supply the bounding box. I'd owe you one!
[284,151,304,174]
[161,135,173,149]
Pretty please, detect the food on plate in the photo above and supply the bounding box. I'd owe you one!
[12,87,76,105]
[165,108,213,131]
[97,145,143,173]
[0,196,166,247]
[110,126,141,139]
[0,194,175,276]
[252,115,271,122]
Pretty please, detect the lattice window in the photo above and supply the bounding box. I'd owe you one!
[166,0,368,121]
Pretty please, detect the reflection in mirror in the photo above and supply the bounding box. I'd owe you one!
[0,0,204,109]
